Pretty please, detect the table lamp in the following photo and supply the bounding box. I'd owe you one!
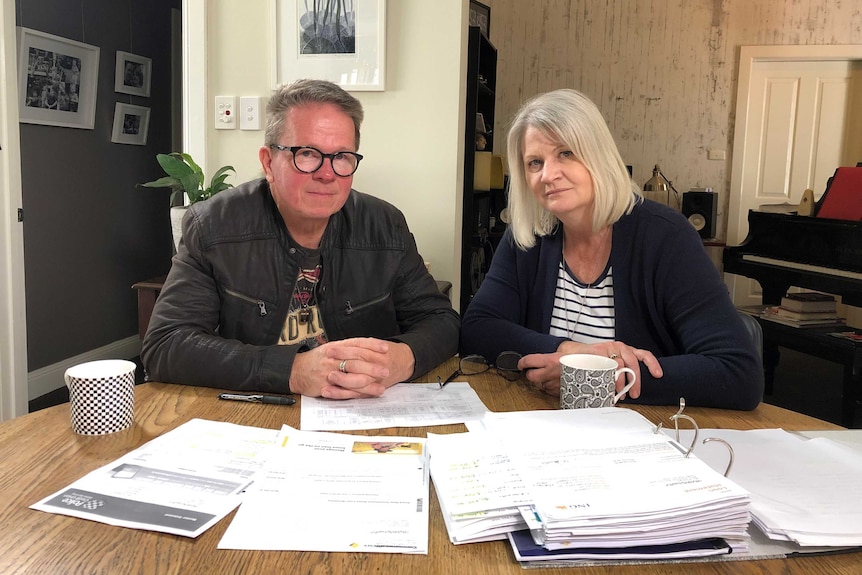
[643,164,681,210]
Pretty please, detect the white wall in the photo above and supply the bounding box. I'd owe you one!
[194,0,467,307]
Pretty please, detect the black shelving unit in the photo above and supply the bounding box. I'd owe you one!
[460,26,498,314]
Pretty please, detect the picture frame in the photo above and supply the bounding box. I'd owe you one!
[16,27,100,130]
[469,0,491,38]
[110,103,150,146]
[272,0,386,91]
[114,51,151,97]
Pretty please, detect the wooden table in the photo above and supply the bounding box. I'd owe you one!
[0,358,857,575]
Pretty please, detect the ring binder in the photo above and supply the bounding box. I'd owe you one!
[651,397,733,470]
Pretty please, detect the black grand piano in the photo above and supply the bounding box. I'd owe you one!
[723,210,862,306]
[723,165,862,426]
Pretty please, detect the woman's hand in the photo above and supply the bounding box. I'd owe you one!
[518,340,662,398]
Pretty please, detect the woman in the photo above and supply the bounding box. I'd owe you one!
[461,89,763,410]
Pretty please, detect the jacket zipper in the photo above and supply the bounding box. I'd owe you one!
[344,292,390,315]
[225,288,268,316]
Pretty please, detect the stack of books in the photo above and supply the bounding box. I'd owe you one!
[760,292,845,328]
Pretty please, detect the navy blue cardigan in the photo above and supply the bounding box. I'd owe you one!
[461,199,764,410]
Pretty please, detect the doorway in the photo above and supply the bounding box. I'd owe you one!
[725,45,862,308]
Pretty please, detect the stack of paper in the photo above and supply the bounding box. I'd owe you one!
[669,428,862,549]
[219,426,430,554]
[430,408,751,561]
[427,431,530,543]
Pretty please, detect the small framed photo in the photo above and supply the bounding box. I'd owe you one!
[17,27,100,129]
[111,102,150,145]
[114,51,151,97]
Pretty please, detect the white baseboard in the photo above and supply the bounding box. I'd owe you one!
[28,336,142,401]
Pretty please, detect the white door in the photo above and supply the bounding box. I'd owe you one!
[726,46,862,307]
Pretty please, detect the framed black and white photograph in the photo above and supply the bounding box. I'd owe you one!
[272,0,386,91]
[469,0,491,38]
[17,27,100,129]
[110,102,150,145]
[114,51,151,97]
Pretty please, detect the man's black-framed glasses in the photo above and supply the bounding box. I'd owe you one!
[438,351,523,389]
[270,145,363,177]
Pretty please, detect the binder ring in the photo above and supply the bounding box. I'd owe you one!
[703,437,735,477]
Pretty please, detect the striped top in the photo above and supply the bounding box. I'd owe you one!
[549,260,615,343]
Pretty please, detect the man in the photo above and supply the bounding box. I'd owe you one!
[142,79,459,399]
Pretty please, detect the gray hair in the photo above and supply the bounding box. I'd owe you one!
[505,89,640,249]
[264,79,364,149]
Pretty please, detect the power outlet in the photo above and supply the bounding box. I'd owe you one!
[240,96,261,130]
[215,96,236,129]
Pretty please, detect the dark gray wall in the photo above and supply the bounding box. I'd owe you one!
[16,0,180,370]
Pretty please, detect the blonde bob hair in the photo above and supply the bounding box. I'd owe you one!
[505,89,641,250]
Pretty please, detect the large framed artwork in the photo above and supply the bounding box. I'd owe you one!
[272,0,386,91]
[17,27,100,129]
[114,51,152,97]
[110,103,150,145]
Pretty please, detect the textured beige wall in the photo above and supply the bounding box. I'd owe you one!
[481,0,862,239]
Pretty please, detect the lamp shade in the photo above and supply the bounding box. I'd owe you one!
[643,164,670,193]
[643,164,680,209]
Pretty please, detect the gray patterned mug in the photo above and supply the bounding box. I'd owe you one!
[559,354,636,409]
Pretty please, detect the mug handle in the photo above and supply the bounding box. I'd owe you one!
[612,368,637,404]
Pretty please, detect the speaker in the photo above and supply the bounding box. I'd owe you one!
[681,191,717,239]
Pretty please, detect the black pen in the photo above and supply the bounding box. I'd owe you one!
[218,393,296,406]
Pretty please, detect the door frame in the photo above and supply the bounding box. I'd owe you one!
[726,45,862,304]
[0,0,28,420]
[728,44,862,245]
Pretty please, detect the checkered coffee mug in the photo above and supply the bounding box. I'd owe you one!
[64,360,137,435]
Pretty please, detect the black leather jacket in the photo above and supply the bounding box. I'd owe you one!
[141,179,460,393]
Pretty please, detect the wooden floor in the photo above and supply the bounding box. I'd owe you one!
[27,352,861,428]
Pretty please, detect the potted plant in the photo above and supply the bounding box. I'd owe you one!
[139,152,235,251]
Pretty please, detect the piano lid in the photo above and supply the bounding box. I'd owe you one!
[727,210,862,274]
[815,166,862,220]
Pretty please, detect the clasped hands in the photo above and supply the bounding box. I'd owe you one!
[517,340,663,398]
[289,337,415,399]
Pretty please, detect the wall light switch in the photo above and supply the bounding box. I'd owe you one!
[707,148,726,161]
[240,96,261,130]
[215,96,236,129]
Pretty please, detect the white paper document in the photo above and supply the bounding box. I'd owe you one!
[31,419,279,537]
[219,425,430,553]
[300,381,488,431]
[670,427,862,548]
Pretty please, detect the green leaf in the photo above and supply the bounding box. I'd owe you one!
[156,154,194,180]
[140,152,234,204]
[137,176,182,190]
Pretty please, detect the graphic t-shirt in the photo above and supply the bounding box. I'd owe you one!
[278,249,327,348]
